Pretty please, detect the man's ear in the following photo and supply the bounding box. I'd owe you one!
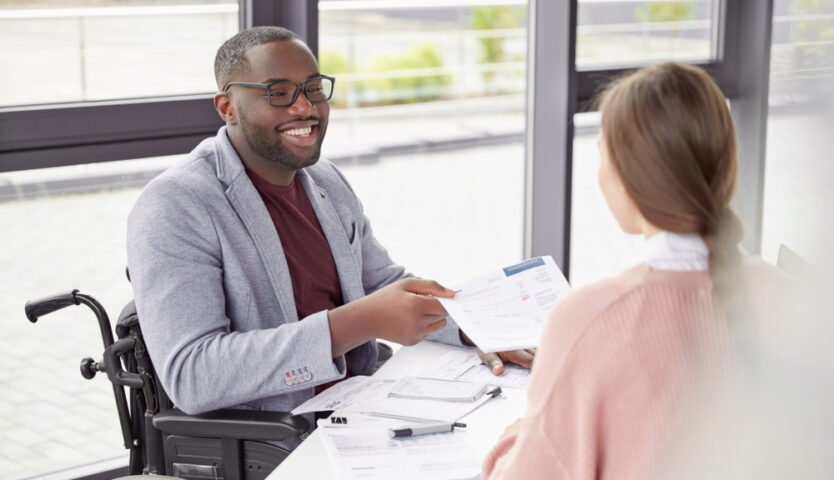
[214,92,238,125]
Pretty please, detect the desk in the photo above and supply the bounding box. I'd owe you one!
[267,341,527,479]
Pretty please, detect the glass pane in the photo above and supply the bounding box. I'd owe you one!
[0,0,238,107]
[761,0,834,267]
[577,0,718,69]
[318,2,527,284]
[0,156,180,478]
[569,113,643,288]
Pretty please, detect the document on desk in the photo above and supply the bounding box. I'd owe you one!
[418,348,531,389]
[292,375,497,424]
[318,422,480,480]
[437,255,570,353]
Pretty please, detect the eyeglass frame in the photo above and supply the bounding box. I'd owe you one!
[221,74,336,107]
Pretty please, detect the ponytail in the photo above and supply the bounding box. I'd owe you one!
[704,207,745,321]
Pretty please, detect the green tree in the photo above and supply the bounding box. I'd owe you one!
[362,42,451,105]
[470,6,526,85]
[318,49,350,108]
[790,0,834,68]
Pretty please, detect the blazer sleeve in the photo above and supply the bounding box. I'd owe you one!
[127,175,346,414]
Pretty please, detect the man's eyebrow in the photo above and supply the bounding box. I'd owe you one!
[262,73,322,83]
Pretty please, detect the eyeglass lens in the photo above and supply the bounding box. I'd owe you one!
[268,77,333,106]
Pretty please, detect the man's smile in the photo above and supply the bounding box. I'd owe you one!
[278,120,320,147]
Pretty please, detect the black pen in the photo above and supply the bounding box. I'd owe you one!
[388,422,463,438]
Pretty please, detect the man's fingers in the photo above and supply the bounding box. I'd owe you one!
[478,349,504,375]
[424,317,447,335]
[410,293,451,317]
[499,349,535,369]
[402,278,456,298]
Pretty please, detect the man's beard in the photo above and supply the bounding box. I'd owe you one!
[239,112,326,170]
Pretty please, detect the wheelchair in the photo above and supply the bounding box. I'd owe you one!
[25,289,310,479]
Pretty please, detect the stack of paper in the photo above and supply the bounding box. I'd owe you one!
[292,376,496,424]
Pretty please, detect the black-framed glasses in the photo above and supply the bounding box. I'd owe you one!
[222,75,335,107]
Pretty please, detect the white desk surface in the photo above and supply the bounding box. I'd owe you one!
[267,341,527,479]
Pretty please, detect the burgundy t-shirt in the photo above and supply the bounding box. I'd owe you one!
[246,169,344,319]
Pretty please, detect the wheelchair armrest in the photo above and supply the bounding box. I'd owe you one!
[153,408,310,442]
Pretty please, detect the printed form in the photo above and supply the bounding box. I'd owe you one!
[318,422,480,480]
[437,256,570,353]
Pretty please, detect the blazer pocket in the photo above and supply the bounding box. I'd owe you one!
[347,221,361,253]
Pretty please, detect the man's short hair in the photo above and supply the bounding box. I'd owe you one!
[214,26,309,90]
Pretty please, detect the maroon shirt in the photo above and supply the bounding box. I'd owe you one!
[246,169,344,319]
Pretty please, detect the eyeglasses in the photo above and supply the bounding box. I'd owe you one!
[222,75,335,107]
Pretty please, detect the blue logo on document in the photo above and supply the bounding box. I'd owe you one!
[503,257,545,276]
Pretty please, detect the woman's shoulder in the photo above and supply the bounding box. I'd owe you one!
[550,264,653,321]
[540,265,714,366]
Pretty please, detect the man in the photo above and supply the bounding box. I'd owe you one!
[126,26,533,448]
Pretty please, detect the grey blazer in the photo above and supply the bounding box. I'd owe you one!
[126,127,463,427]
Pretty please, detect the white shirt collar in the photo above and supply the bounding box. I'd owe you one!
[640,231,709,271]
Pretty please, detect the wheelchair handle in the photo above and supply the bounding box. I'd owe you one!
[25,290,80,323]
[102,337,146,389]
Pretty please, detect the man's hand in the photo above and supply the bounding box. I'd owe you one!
[328,278,455,357]
[460,331,536,375]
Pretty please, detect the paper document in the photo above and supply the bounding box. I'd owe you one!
[418,348,531,389]
[292,375,497,424]
[437,256,570,353]
[318,421,480,480]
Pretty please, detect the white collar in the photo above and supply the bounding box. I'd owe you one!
[640,231,709,271]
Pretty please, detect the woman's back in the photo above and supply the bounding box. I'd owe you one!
[484,240,735,479]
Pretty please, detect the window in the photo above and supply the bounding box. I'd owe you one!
[577,0,720,69]
[760,0,834,266]
[0,156,181,478]
[318,1,527,284]
[0,1,238,107]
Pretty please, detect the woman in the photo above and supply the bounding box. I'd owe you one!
[482,62,743,479]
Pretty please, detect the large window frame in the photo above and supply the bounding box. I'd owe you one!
[526,0,774,278]
[0,1,775,477]
[0,0,319,173]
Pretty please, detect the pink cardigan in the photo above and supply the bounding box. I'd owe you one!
[482,264,733,479]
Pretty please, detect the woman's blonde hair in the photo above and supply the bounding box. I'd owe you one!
[597,62,744,311]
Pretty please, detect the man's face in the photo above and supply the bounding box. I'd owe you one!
[230,40,329,171]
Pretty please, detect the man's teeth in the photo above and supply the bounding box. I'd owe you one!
[282,126,312,136]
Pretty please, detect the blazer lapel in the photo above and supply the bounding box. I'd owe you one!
[297,171,365,303]
[214,128,298,323]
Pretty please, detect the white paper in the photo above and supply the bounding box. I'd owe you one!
[292,375,497,424]
[437,256,570,353]
[418,349,531,389]
[318,421,480,480]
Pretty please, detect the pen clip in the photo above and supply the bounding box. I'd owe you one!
[487,386,503,398]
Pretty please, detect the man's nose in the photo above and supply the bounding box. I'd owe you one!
[287,89,315,115]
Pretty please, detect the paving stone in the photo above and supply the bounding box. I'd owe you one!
[2,427,51,448]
